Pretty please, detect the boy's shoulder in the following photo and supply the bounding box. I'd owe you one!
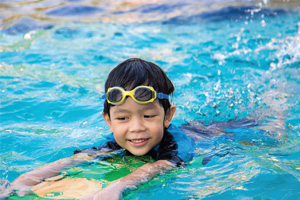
[167,124,195,163]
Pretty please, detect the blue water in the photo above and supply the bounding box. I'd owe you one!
[1,0,300,199]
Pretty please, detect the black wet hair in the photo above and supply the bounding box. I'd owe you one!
[103,58,174,116]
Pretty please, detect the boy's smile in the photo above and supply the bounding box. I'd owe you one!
[103,97,175,156]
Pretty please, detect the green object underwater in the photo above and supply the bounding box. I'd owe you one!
[8,155,155,200]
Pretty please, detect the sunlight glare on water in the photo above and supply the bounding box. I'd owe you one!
[1,0,300,199]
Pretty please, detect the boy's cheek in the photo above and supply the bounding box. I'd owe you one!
[113,132,125,144]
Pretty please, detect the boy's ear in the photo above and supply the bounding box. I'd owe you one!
[164,105,176,128]
[102,112,114,132]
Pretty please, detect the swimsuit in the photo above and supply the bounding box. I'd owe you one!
[74,124,195,166]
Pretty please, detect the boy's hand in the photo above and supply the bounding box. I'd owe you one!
[0,177,36,198]
[0,153,90,198]
[0,180,13,199]
[0,153,91,198]
[81,181,125,200]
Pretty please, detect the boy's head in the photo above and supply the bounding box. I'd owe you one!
[103,58,175,116]
[102,58,176,156]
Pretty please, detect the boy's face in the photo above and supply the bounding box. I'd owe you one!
[103,97,176,156]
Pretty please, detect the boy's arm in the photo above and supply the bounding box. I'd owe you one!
[82,159,175,200]
[1,153,91,198]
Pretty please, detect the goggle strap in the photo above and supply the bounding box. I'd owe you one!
[102,94,106,99]
[157,93,169,100]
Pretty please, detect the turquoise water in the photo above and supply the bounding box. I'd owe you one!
[1,0,300,199]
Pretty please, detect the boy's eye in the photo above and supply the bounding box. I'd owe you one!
[144,115,155,118]
[117,117,128,120]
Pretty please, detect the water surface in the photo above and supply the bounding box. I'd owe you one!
[1,0,300,199]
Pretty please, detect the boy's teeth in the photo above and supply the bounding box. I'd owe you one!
[131,139,146,143]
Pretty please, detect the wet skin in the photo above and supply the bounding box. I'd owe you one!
[103,97,175,156]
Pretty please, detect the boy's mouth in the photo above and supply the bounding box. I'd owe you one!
[128,138,149,146]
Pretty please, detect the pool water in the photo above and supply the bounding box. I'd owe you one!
[1,0,300,199]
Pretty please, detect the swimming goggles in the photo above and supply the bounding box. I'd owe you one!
[102,86,169,105]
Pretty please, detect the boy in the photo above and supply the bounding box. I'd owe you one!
[1,58,195,199]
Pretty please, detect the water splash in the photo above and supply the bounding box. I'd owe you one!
[1,1,300,199]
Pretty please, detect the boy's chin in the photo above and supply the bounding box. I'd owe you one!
[127,149,150,156]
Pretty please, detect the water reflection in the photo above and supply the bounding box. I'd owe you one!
[1,0,300,199]
[1,0,299,30]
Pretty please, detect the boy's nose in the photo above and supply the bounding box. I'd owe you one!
[129,117,146,132]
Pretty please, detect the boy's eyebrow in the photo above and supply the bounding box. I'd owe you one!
[139,104,157,112]
[111,109,131,114]
[112,104,158,114]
